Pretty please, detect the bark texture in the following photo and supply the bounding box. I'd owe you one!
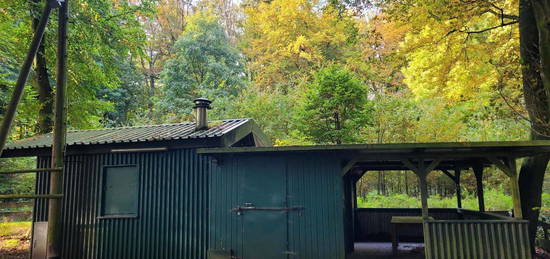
[518,0,550,253]
[31,0,53,134]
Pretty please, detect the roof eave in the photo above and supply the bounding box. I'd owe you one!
[197,140,550,158]
[219,119,272,147]
[0,136,226,158]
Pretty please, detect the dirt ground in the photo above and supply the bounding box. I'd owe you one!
[0,222,30,259]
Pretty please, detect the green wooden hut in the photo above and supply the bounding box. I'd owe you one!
[2,115,270,259]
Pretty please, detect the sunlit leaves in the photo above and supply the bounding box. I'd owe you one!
[294,65,371,144]
[242,0,359,92]
[159,11,245,120]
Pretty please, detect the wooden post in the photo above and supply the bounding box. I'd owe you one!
[455,169,462,209]
[441,169,462,209]
[488,157,523,219]
[47,1,68,258]
[509,172,523,219]
[0,4,53,157]
[402,159,441,219]
[418,174,429,218]
[473,165,485,212]
[352,175,358,209]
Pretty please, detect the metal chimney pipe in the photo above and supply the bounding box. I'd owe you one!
[193,98,212,130]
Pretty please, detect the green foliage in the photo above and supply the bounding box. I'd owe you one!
[294,65,370,144]
[357,188,513,211]
[159,11,245,120]
[0,158,36,196]
[0,221,31,236]
[0,0,154,131]
[242,0,362,93]
[98,59,148,127]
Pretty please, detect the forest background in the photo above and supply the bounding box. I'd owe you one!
[0,0,549,231]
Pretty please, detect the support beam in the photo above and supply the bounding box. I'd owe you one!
[341,158,359,176]
[402,159,441,219]
[418,174,429,219]
[488,156,523,219]
[441,169,457,182]
[352,174,358,209]
[343,175,355,253]
[47,1,68,258]
[472,165,485,212]
[0,168,62,175]
[441,169,462,209]
[442,169,463,209]
[455,169,462,209]
[0,194,63,199]
[0,3,53,157]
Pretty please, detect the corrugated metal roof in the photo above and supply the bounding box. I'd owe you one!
[198,140,550,154]
[6,119,250,150]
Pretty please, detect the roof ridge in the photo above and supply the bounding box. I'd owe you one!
[67,118,250,133]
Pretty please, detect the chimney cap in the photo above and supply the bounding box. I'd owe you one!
[193,98,212,109]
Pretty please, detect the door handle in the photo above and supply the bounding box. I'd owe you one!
[231,205,304,215]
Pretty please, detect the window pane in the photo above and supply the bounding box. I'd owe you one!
[102,166,138,216]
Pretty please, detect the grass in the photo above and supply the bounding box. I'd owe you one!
[3,238,21,248]
[0,221,31,236]
[357,189,514,211]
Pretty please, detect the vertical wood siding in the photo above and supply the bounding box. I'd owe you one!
[209,153,345,259]
[34,149,209,259]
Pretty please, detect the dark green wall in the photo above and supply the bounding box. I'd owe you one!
[209,153,346,259]
[34,149,210,259]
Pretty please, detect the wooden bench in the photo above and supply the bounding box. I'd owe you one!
[391,216,433,255]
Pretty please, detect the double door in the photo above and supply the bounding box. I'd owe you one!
[234,158,301,259]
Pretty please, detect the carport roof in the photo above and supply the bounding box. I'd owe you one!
[198,140,550,156]
[198,140,550,172]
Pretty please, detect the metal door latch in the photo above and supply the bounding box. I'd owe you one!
[231,204,304,215]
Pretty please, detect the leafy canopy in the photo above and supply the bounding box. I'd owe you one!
[160,11,245,119]
[242,0,359,93]
[294,65,370,144]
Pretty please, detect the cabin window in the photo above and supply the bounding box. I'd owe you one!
[100,165,139,218]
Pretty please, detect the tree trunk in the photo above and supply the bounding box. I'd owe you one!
[405,171,409,196]
[334,112,342,144]
[31,0,53,134]
[519,0,550,254]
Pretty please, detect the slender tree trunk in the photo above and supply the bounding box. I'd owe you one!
[31,0,53,134]
[377,171,382,195]
[518,0,550,253]
[334,112,342,144]
[405,171,409,196]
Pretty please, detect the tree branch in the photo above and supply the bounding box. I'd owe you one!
[446,19,518,39]
[485,9,519,21]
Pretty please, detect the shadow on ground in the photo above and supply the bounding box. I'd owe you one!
[350,242,425,259]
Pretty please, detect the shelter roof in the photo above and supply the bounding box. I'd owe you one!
[198,141,550,172]
[3,119,271,157]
